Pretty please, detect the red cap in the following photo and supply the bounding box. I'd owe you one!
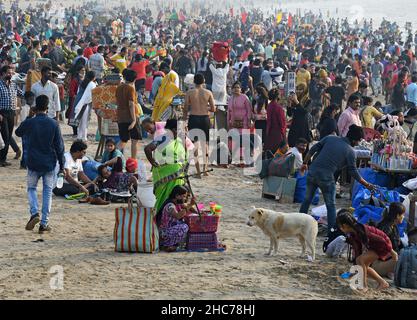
[126,158,138,172]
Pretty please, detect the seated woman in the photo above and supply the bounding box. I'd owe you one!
[82,139,126,181]
[95,157,138,193]
[337,209,395,291]
[102,138,126,170]
[373,202,405,278]
[273,139,289,158]
[156,186,195,252]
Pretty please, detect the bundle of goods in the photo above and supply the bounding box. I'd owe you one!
[184,202,222,251]
[354,140,373,158]
[370,115,414,170]
[211,42,230,63]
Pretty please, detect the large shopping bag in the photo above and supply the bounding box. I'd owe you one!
[351,168,390,201]
[352,186,400,209]
[114,200,159,253]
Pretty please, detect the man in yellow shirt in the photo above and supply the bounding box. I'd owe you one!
[111,47,128,74]
[296,64,311,87]
[360,96,383,128]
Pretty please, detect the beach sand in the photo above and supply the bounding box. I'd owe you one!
[1,0,417,301]
[0,116,416,300]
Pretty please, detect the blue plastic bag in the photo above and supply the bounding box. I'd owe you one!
[293,171,320,205]
[352,186,400,209]
[351,168,390,201]
[354,204,407,237]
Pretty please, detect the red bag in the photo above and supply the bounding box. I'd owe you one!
[211,42,230,62]
[186,232,218,250]
[184,214,220,233]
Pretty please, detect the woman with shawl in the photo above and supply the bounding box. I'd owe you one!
[73,71,97,141]
[287,83,313,148]
[144,119,188,213]
[151,72,181,121]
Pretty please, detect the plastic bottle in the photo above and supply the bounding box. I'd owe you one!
[137,159,147,184]
[56,173,64,189]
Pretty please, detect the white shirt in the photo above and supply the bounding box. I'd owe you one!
[209,64,229,93]
[289,147,303,170]
[64,152,83,183]
[31,80,61,119]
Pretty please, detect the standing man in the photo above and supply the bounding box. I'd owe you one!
[174,49,194,91]
[88,45,105,84]
[337,94,362,137]
[116,69,142,159]
[209,61,229,105]
[31,66,61,120]
[111,47,128,74]
[184,73,216,178]
[405,74,417,108]
[15,95,65,233]
[299,125,375,240]
[370,56,384,97]
[0,65,23,166]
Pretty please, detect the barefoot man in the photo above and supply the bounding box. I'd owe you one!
[184,73,216,178]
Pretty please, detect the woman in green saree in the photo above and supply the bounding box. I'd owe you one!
[144,119,188,212]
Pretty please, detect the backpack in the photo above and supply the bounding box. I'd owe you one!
[394,244,417,289]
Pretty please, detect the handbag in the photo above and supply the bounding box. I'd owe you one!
[268,153,296,178]
[114,194,159,253]
[233,119,244,129]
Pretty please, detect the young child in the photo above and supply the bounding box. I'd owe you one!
[102,138,126,171]
[20,92,36,169]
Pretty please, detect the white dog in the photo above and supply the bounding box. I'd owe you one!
[247,207,318,261]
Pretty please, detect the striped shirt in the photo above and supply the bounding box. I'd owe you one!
[0,79,23,111]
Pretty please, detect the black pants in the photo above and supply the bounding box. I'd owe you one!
[0,110,15,163]
[53,183,80,197]
[53,183,96,197]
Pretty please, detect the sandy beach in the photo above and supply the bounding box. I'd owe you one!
[1,0,417,301]
[1,116,417,300]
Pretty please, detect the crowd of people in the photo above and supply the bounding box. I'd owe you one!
[1,0,417,290]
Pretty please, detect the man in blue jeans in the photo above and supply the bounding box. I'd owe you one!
[299,124,375,238]
[16,95,65,234]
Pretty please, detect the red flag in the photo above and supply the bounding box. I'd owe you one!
[241,12,248,24]
[230,7,234,17]
[288,13,293,28]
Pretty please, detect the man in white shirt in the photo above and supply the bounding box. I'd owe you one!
[31,66,61,119]
[289,138,308,170]
[209,61,229,104]
[53,140,96,197]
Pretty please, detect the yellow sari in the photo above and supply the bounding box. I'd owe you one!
[151,73,181,121]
